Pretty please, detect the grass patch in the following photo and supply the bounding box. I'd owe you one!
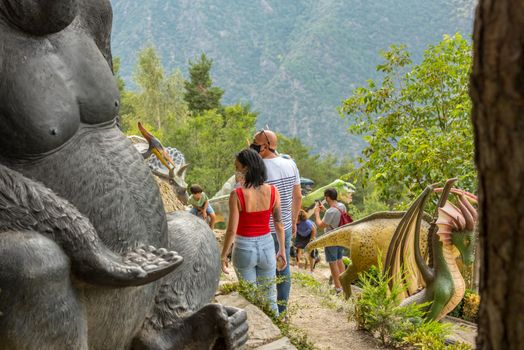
[292,271,354,314]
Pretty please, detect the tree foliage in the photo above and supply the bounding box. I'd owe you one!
[173,104,258,194]
[277,135,354,188]
[118,46,189,142]
[184,53,224,114]
[116,46,355,197]
[341,34,475,205]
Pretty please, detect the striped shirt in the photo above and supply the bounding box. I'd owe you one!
[264,156,301,232]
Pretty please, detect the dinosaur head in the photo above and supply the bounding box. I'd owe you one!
[451,230,476,265]
[435,189,478,265]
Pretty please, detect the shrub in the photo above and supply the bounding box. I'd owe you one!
[353,260,431,345]
[354,258,472,349]
[462,291,480,322]
[449,289,480,322]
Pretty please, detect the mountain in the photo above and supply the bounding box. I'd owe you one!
[109,0,476,157]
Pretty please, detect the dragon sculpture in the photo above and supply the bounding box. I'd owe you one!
[0,1,247,349]
[307,179,477,320]
[385,179,478,320]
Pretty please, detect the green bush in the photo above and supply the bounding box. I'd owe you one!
[354,260,430,345]
[354,259,472,349]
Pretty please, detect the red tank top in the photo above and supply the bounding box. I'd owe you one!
[235,185,276,237]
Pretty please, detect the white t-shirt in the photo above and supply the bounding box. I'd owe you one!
[264,156,301,232]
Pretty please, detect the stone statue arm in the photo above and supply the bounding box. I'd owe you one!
[0,164,182,287]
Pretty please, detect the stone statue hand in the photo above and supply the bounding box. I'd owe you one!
[187,303,249,350]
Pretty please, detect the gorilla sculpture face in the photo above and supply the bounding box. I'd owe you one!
[0,0,78,35]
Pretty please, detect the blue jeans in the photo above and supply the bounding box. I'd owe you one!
[233,233,278,314]
[271,227,292,314]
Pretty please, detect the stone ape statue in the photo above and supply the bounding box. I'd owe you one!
[0,0,248,349]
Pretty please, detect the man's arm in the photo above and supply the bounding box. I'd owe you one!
[314,205,331,229]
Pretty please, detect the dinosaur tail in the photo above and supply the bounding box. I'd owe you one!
[305,224,353,253]
[0,164,182,287]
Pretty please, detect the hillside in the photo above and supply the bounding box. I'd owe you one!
[110,0,476,157]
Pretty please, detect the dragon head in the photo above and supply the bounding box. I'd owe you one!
[435,189,478,265]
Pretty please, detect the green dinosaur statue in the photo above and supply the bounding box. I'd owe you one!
[301,179,356,209]
[385,179,478,321]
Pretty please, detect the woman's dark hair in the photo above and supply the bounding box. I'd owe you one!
[236,148,267,188]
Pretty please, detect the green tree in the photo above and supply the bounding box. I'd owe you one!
[184,53,224,114]
[119,46,189,140]
[341,34,475,205]
[277,135,354,188]
[175,103,257,194]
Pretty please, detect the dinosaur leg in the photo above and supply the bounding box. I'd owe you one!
[0,230,88,350]
[133,212,248,350]
[425,286,452,321]
[340,265,358,298]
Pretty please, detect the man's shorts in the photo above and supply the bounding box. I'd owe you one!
[324,246,344,263]
[190,203,215,216]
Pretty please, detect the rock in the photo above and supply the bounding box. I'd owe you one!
[255,337,297,350]
[153,176,186,212]
[216,292,282,349]
[443,316,477,346]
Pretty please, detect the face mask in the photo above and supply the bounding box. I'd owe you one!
[249,143,262,153]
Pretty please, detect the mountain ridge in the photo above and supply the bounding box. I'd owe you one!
[110,0,476,156]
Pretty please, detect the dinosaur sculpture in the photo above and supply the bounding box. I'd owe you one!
[0,1,247,349]
[130,123,190,205]
[301,179,356,210]
[385,180,478,320]
[305,211,431,297]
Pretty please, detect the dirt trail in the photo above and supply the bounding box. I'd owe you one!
[287,264,386,350]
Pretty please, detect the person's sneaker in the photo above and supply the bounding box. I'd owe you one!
[335,287,343,295]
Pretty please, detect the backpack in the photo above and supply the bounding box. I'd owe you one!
[335,207,353,227]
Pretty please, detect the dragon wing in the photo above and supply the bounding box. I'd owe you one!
[385,186,434,298]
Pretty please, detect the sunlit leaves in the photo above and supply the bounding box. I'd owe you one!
[340,34,475,205]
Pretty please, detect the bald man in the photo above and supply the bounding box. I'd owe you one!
[250,130,302,314]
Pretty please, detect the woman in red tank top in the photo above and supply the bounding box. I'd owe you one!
[221,149,287,314]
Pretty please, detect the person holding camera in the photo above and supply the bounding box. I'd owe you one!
[314,188,348,294]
